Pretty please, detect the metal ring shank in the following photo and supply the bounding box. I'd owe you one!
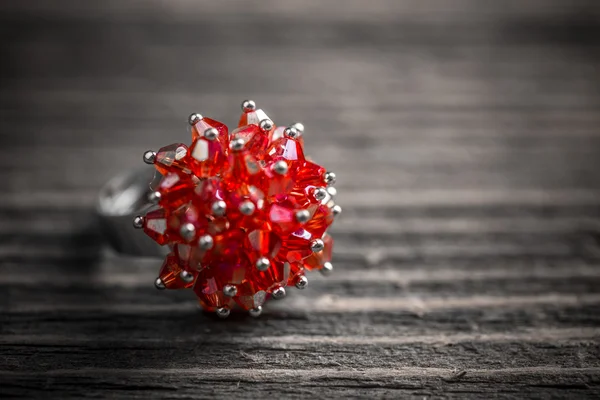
[97,168,168,257]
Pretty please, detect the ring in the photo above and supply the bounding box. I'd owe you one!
[97,100,341,318]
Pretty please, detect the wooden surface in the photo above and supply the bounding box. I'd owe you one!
[2,0,600,398]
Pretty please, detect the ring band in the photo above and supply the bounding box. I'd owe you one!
[97,168,167,258]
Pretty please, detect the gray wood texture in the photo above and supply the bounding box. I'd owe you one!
[1,0,600,398]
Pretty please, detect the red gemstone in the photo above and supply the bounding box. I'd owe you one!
[159,253,196,289]
[143,208,169,245]
[188,136,228,178]
[231,125,269,160]
[157,172,195,209]
[239,108,271,129]
[191,117,228,143]
[303,233,333,270]
[154,143,192,175]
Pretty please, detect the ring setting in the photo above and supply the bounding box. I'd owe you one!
[128,100,339,318]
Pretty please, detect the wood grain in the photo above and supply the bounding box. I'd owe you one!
[1,0,600,398]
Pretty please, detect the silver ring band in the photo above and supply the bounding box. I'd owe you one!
[97,168,168,258]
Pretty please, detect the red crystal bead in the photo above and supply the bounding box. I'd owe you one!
[158,253,196,289]
[191,117,228,143]
[231,125,269,160]
[143,208,169,245]
[154,143,192,175]
[139,102,338,317]
[302,233,333,271]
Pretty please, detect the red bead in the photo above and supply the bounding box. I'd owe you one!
[231,125,269,160]
[156,172,195,209]
[188,136,228,178]
[154,143,192,175]
[143,208,169,245]
[303,233,333,271]
[191,117,228,144]
[158,253,196,289]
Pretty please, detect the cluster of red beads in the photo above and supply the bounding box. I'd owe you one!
[136,100,339,318]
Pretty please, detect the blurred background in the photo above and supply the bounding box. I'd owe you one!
[2,0,600,397]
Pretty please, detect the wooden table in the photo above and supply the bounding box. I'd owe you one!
[2,1,600,398]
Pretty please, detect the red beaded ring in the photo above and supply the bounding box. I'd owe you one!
[133,100,340,318]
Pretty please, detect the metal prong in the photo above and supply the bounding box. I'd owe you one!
[241,99,256,112]
[313,187,328,201]
[230,138,245,151]
[295,275,308,290]
[216,307,230,319]
[311,238,325,253]
[223,284,238,297]
[239,200,256,216]
[255,257,270,271]
[180,270,195,283]
[204,127,218,141]
[259,119,274,132]
[272,160,288,175]
[211,200,227,217]
[133,215,144,229]
[321,262,333,276]
[332,204,342,217]
[272,286,286,300]
[148,191,161,204]
[189,113,203,125]
[249,306,262,317]
[154,277,166,290]
[292,122,304,134]
[324,171,336,186]
[143,150,156,164]
[295,209,310,224]
[283,127,299,139]
[179,223,196,242]
[198,234,214,250]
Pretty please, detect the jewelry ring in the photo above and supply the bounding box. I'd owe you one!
[97,100,340,318]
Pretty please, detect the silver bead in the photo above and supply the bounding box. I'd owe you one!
[259,119,274,132]
[180,270,195,283]
[272,160,288,175]
[211,200,227,217]
[295,209,310,223]
[180,223,196,242]
[249,306,262,317]
[241,99,256,112]
[148,191,161,204]
[154,277,166,290]
[332,204,342,217]
[311,238,325,253]
[239,200,256,216]
[230,138,245,151]
[255,257,271,271]
[132,215,144,229]
[198,234,214,250]
[295,275,308,290]
[321,262,333,276]
[283,127,299,139]
[324,171,336,186]
[292,122,304,134]
[188,113,203,125]
[143,150,156,164]
[313,187,328,201]
[272,286,286,300]
[204,127,218,141]
[216,307,230,319]
[223,284,238,297]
